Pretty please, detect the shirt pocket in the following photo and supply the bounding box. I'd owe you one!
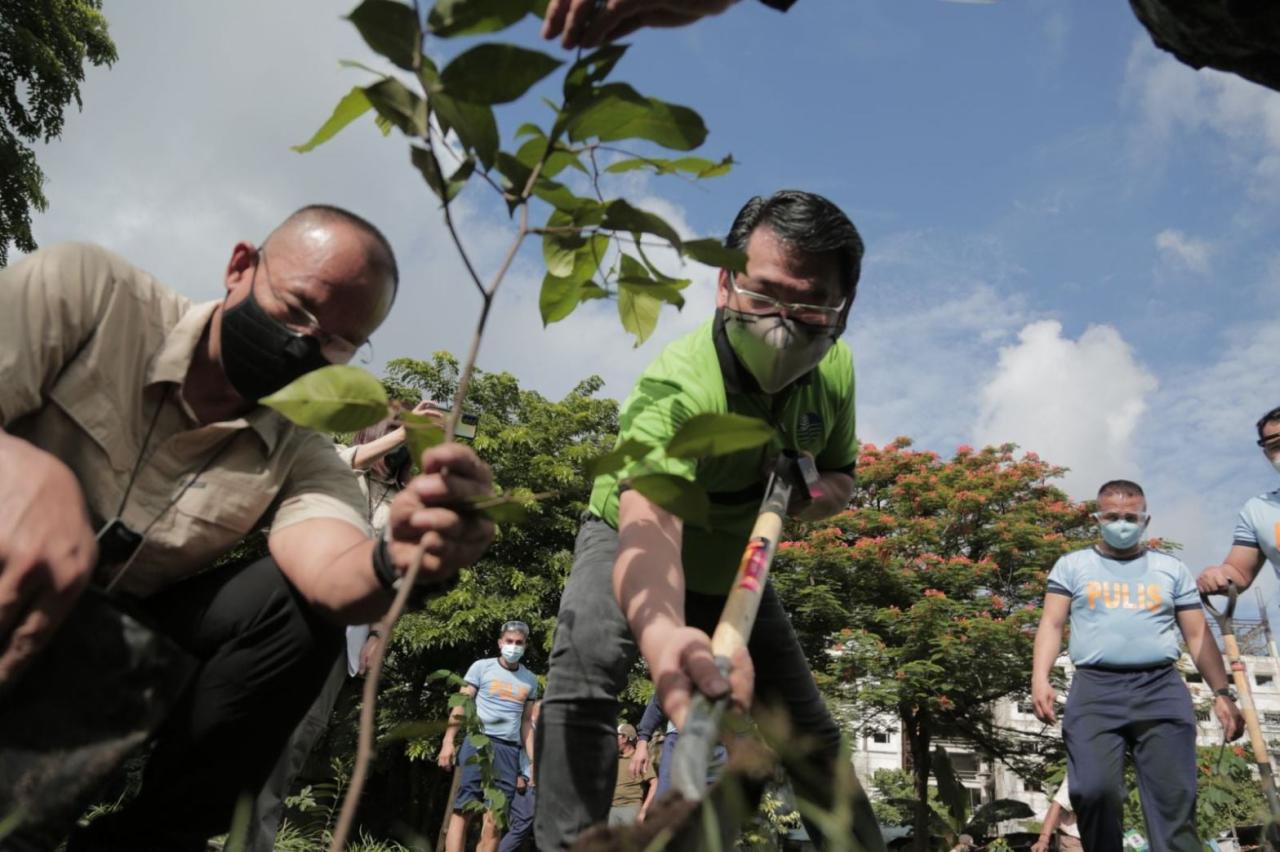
[170,469,276,537]
[47,366,135,473]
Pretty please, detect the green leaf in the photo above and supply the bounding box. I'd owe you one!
[468,732,491,748]
[584,437,653,480]
[540,275,581,326]
[540,234,608,325]
[515,136,585,179]
[515,122,544,139]
[617,283,662,346]
[364,77,426,136]
[605,154,733,179]
[292,87,373,153]
[682,238,747,273]
[617,254,686,308]
[474,495,530,524]
[563,44,628,102]
[628,474,710,527]
[566,84,706,151]
[665,413,775,460]
[602,199,682,249]
[431,92,499,170]
[439,44,563,105]
[410,146,472,202]
[542,218,584,278]
[401,410,446,471]
[347,0,421,70]
[619,277,686,309]
[260,365,389,431]
[427,0,527,37]
[448,692,471,708]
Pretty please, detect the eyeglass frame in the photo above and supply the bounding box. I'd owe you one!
[254,249,367,364]
[1091,511,1150,525]
[725,272,848,328]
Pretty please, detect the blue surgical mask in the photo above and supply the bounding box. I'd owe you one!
[1100,520,1144,550]
[501,643,524,664]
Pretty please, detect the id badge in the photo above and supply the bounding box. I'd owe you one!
[96,517,144,569]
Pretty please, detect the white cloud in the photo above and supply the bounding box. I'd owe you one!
[1124,36,1280,196]
[1154,228,1212,274]
[973,320,1158,496]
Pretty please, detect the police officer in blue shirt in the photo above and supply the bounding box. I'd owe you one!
[1032,480,1242,852]
[439,621,540,852]
[1198,406,1280,601]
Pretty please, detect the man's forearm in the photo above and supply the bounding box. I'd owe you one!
[1031,620,1063,684]
[1183,619,1231,691]
[274,533,392,624]
[614,491,686,668]
[442,705,465,747]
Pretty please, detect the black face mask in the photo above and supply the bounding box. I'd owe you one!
[220,286,330,403]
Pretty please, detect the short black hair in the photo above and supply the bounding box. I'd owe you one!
[1257,406,1280,439]
[269,204,399,298]
[725,190,864,304]
[1098,479,1145,501]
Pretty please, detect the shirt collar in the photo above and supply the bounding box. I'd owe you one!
[145,298,285,455]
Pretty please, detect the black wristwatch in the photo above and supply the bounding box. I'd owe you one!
[1214,686,1237,701]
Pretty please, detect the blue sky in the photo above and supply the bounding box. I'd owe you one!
[24,0,1280,616]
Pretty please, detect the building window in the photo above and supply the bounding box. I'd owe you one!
[1195,710,1211,722]
[1263,712,1280,726]
[1017,701,1035,716]
[872,732,890,744]
[1257,674,1274,687]
[1186,672,1203,683]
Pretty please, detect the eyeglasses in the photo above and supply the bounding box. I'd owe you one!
[1092,511,1150,525]
[1258,435,1280,453]
[257,252,367,364]
[727,274,847,328]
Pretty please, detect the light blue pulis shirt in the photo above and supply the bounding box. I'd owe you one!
[464,657,539,743]
[1046,546,1201,668]
[1233,488,1280,571]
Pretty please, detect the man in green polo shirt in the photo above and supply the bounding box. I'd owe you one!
[534,190,884,851]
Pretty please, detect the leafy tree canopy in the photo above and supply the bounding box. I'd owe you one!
[0,0,116,265]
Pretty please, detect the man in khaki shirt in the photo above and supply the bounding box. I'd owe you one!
[0,205,495,849]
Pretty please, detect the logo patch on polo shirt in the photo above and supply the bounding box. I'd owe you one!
[797,412,823,443]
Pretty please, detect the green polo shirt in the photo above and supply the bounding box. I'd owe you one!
[588,313,858,595]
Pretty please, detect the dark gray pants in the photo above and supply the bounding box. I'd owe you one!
[533,517,883,851]
[1063,666,1201,852]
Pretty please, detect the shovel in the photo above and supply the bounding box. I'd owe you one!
[1201,581,1280,846]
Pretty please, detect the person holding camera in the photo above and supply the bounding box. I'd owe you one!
[0,206,494,850]
[247,401,444,852]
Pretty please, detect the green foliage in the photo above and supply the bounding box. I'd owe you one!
[260,365,391,431]
[294,0,748,347]
[665,413,775,460]
[0,0,117,265]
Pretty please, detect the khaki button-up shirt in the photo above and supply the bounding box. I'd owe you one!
[0,243,371,597]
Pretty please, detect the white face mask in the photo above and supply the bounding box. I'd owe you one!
[500,643,524,664]
[723,309,838,394]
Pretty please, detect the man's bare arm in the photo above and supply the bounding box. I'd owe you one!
[1030,594,1070,723]
[1198,544,1266,593]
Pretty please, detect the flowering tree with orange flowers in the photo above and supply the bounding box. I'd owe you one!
[772,438,1097,848]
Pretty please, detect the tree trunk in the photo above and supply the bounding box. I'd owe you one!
[903,706,933,852]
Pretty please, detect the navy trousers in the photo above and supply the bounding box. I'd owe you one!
[1062,665,1200,852]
